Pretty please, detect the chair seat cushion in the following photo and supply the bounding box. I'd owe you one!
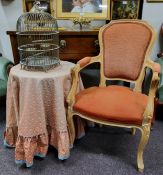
[0,79,7,96]
[73,85,148,125]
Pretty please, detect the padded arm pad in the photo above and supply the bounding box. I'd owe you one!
[77,57,92,68]
[77,56,100,69]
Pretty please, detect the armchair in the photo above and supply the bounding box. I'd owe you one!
[0,55,13,101]
[67,20,160,172]
[153,23,163,119]
[157,58,163,103]
[153,54,163,121]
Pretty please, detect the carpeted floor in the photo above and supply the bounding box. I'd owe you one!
[0,104,163,175]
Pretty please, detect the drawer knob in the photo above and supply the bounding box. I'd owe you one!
[94,40,99,48]
[60,40,67,49]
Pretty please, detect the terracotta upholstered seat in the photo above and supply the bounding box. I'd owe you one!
[74,86,148,125]
[66,20,160,172]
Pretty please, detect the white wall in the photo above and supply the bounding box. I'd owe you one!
[0,0,163,62]
[0,0,23,61]
[142,1,163,60]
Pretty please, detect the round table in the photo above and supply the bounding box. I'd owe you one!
[4,61,84,167]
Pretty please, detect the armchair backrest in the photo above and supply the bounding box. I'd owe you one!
[98,20,155,83]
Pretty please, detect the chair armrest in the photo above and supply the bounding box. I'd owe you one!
[66,64,80,107]
[143,63,160,124]
[148,71,160,99]
[77,56,100,69]
[0,57,13,81]
[67,56,100,107]
[152,62,161,73]
[146,59,161,73]
[146,61,160,99]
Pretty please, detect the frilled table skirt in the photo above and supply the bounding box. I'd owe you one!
[4,61,85,167]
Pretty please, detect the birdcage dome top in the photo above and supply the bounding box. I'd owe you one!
[16,12,58,33]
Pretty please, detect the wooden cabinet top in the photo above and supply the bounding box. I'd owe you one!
[6,30,99,36]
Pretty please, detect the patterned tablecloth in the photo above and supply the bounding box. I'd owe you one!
[4,61,85,167]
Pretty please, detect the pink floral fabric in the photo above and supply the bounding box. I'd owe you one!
[4,61,85,167]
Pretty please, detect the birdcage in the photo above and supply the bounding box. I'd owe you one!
[16,5,60,71]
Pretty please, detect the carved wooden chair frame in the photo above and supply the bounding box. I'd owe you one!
[66,19,160,172]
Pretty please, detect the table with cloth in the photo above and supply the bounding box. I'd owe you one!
[4,61,85,167]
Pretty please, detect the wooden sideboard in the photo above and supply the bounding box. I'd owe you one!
[7,30,99,64]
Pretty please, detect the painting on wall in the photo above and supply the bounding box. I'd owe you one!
[55,0,110,20]
[111,0,140,19]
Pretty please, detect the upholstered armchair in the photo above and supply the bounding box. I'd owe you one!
[157,58,163,102]
[153,52,163,120]
[0,55,13,101]
[67,20,160,172]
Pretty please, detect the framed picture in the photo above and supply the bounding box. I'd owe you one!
[147,0,163,2]
[111,0,140,19]
[22,0,54,16]
[54,0,110,20]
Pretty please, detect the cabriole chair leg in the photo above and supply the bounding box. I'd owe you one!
[137,124,151,172]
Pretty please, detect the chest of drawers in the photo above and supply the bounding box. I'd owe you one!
[7,30,99,64]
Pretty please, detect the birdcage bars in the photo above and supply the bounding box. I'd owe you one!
[16,10,60,71]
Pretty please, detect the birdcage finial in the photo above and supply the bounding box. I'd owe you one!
[30,1,43,13]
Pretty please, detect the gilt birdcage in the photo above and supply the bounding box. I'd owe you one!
[16,3,60,71]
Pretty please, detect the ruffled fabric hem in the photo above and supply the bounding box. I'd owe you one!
[4,126,18,147]
[4,126,70,167]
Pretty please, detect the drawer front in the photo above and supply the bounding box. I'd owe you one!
[59,35,99,61]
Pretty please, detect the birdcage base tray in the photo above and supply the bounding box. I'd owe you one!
[20,57,60,72]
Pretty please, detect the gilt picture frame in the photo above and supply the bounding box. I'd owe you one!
[54,0,110,20]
